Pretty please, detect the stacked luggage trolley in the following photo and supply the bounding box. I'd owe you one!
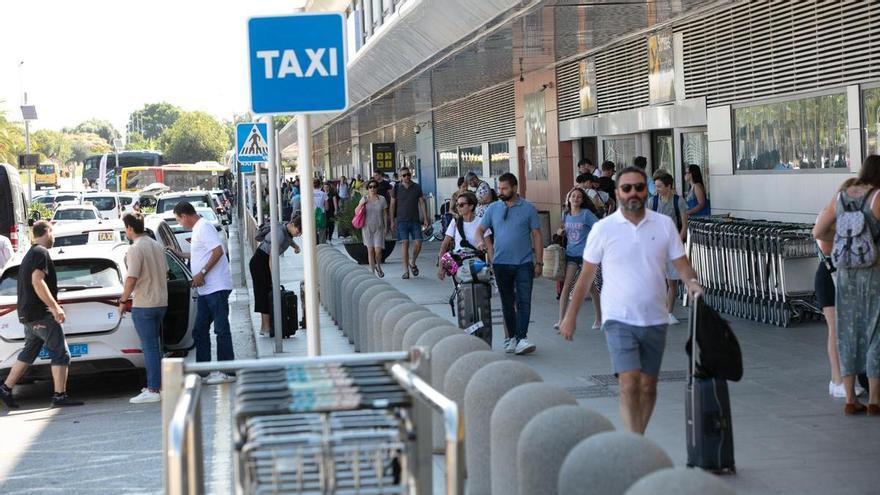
[687,217,822,327]
[162,351,463,495]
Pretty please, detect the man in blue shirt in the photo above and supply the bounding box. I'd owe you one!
[475,173,544,355]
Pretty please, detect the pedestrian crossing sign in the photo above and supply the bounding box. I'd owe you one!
[236,122,269,163]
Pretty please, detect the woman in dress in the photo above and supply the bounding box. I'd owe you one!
[684,164,710,217]
[813,155,880,415]
[358,179,389,278]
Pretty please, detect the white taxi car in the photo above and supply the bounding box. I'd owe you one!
[50,204,102,225]
[0,243,196,381]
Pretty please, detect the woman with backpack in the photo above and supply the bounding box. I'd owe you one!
[555,188,600,331]
[249,216,301,334]
[813,155,880,415]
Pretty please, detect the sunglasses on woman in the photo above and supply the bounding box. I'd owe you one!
[368,185,377,189]
[457,202,471,208]
[619,183,647,193]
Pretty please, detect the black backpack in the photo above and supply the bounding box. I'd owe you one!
[685,298,743,381]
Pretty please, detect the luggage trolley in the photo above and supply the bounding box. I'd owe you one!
[687,217,821,327]
[162,351,463,495]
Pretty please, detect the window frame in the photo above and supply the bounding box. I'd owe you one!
[437,148,460,179]
[861,82,880,160]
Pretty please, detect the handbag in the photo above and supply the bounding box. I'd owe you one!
[352,203,366,229]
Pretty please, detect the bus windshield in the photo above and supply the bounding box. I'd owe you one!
[123,168,161,191]
[163,170,221,191]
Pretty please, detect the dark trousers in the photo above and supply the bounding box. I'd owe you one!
[493,263,534,340]
[193,290,234,362]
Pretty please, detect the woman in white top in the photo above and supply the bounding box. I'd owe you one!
[436,191,492,279]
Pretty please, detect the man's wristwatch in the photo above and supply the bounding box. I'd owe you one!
[536,262,544,266]
[200,268,208,276]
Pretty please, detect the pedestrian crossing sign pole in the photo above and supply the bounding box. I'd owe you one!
[236,122,269,173]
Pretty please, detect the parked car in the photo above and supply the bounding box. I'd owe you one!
[0,164,29,252]
[34,162,59,190]
[0,244,196,381]
[52,218,182,255]
[50,204,102,225]
[149,212,193,255]
[155,191,216,216]
[117,193,143,214]
[82,193,121,220]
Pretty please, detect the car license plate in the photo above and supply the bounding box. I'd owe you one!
[97,231,115,242]
[39,343,88,359]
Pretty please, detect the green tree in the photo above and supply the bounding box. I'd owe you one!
[65,132,112,163]
[33,129,72,163]
[127,102,182,141]
[125,131,150,150]
[67,118,121,144]
[160,111,229,163]
[0,107,25,164]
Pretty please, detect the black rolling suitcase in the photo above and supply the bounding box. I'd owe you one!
[454,281,492,347]
[268,285,298,338]
[686,297,736,474]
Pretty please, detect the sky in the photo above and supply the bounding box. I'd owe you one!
[0,0,306,134]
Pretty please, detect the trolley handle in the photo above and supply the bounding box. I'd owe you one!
[389,363,463,495]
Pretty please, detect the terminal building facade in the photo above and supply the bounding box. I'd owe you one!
[279,0,880,227]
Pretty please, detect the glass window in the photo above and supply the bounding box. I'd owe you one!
[0,259,122,296]
[437,149,459,178]
[489,142,510,177]
[863,87,880,157]
[459,146,483,177]
[603,137,636,171]
[682,131,709,197]
[734,93,848,171]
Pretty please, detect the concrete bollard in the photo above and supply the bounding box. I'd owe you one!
[490,383,578,495]
[464,362,542,495]
[517,405,614,495]
[347,277,385,342]
[558,431,673,495]
[413,327,462,354]
[357,285,397,352]
[350,281,392,352]
[430,335,490,453]
[367,296,410,352]
[401,317,456,351]
[326,262,348,320]
[377,303,424,352]
[333,265,366,335]
[392,313,445,351]
[339,271,374,342]
[624,467,736,495]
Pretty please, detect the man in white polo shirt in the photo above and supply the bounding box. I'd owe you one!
[559,166,703,434]
[173,201,235,385]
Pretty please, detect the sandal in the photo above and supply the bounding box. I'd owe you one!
[402,272,410,279]
[377,267,385,278]
[410,264,420,276]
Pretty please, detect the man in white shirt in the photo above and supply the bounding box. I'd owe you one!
[559,166,703,434]
[173,202,235,384]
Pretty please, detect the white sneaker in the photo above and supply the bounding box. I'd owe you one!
[504,338,516,354]
[515,339,536,355]
[829,381,847,398]
[204,371,235,385]
[668,313,680,325]
[130,390,161,404]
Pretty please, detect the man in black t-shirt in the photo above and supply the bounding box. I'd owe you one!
[0,221,83,409]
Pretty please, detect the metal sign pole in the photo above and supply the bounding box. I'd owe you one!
[275,129,283,222]
[298,115,320,356]
[255,162,263,223]
[266,117,283,354]
[237,156,247,287]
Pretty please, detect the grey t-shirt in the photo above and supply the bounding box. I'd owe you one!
[650,194,687,231]
[393,182,423,222]
[258,223,295,255]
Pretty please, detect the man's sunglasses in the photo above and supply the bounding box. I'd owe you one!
[401,173,411,177]
[619,183,647,193]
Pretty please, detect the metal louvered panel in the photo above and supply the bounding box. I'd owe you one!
[434,82,516,150]
[557,61,581,121]
[595,36,649,113]
[681,1,880,107]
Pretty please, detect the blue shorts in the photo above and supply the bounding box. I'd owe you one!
[602,320,667,376]
[565,255,583,267]
[396,220,422,241]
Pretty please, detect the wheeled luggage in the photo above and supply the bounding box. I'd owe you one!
[268,285,297,338]
[686,297,736,474]
[456,281,492,347]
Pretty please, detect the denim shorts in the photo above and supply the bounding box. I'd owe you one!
[602,319,667,376]
[396,220,422,241]
[18,316,71,366]
[565,255,583,267]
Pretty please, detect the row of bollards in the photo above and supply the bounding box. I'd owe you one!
[317,245,736,495]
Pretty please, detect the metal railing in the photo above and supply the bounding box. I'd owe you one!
[162,349,463,495]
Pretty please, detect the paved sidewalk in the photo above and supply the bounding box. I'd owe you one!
[243,235,880,494]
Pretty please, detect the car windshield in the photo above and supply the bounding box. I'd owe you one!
[55,195,78,203]
[0,259,121,296]
[34,196,55,204]
[157,196,208,213]
[163,217,189,234]
[54,209,97,220]
[37,164,55,174]
[85,197,116,210]
[118,196,133,206]
[197,209,217,221]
